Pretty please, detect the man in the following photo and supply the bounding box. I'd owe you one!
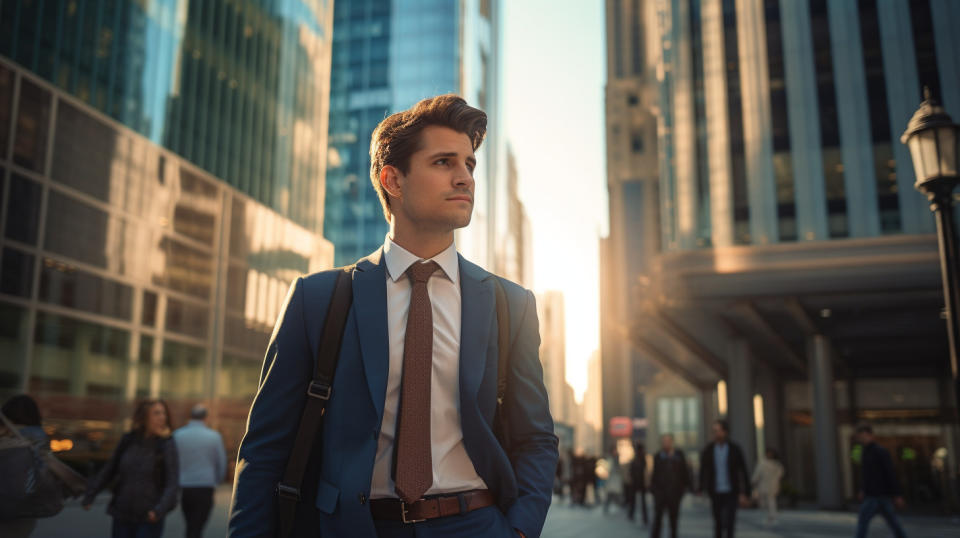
[229,95,558,538]
[699,420,751,538]
[649,434,690,538]
[855,424,908,538]
[627,441,648,525]
[174,405,227,538]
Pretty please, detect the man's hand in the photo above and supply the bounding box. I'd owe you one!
[738,494,750,508]
[147,510,158,523]
[894,496,905,509]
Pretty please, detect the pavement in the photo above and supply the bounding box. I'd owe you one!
[30,487,960,537]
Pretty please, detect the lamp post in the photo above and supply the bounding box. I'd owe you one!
[901,87,960,425]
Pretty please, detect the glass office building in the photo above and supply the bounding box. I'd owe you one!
[604,0,960,510]
[325,0,504,267]
[0,1,334,468]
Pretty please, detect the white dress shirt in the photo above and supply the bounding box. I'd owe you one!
[369,235,487,499]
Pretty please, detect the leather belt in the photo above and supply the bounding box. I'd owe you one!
[369,489,496,523]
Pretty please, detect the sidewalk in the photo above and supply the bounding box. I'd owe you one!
[31,487,960,537]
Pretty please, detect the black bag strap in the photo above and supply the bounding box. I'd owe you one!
[492,278,512,451]
[277,266,354,538]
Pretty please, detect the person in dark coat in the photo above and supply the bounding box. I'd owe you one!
[627,440,648,524]
[650,434,690,538]
[83,399,179,538]
[855,423,908,538]
[699,420,751,538]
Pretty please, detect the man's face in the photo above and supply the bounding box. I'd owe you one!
[713,423,727,443]
[661,435,674,452]
[389,125,476,232]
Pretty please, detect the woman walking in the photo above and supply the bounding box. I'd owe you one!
[83,399,179,538]
[752,448,784,525]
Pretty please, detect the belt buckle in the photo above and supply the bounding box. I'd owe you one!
[400,500,425,524]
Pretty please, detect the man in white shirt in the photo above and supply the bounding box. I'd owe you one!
[230,95,558,538]
[174,405,226,538]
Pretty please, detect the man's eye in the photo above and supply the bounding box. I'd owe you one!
[435,159,448,166]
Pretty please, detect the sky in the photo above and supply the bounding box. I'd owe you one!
[502,1,608,401]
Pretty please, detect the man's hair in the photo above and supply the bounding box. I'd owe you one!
[2,394,42,426]
[855,423,874,435]
[369,94,487,221]
[715,419,730,433]
[191,404,208,420]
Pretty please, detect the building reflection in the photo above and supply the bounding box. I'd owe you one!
[0,58,333,473]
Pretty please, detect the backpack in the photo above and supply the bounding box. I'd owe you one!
[0,414,65,520]
[275,266,515,538]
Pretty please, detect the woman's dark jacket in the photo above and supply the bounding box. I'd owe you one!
[83,432,179,522]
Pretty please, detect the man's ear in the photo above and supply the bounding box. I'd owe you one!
[380,165,402,203]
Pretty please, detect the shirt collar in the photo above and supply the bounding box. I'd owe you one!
[382,235,459,285]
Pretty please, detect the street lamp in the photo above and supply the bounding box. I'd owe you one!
[901,87,960,423]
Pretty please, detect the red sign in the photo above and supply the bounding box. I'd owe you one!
[609,416,632,437]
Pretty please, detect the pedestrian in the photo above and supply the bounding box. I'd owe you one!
[0,395,51,537]
[229,94,558,538]
[649,434,690,538]
[83,399,179,538]
[173,405,227,538]
[698,420,751,538]
[601,447,624,514]
[751,447,784,526]
[627,440,649,525]
[854,423,908,538]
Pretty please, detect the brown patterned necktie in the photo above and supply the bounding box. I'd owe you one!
[395,260,441,504]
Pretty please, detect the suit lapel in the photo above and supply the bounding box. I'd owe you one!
[458,255,495,403]
[353,248,390,421]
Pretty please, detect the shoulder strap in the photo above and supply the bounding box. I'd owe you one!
[492,278,512,451]
[277,266,354,538]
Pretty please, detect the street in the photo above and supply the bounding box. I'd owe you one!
[31,487,960,537]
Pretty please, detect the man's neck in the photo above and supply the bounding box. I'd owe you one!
[389,219,455,259]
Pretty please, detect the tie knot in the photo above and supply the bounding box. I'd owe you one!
[406,260,441,283]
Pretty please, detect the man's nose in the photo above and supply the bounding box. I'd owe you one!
[453,165,474,188]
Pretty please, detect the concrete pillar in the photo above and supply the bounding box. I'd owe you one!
[808,335,843,508]
[728,340,756,468]
[759,366,782,459]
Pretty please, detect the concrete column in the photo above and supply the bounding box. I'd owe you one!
[728,340,756,467]
[808,335,843,508]
[758,367,782,459]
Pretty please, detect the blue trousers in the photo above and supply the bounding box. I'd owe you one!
[373,506,516,538]
[111,517,164,538]
[855,497,907,538]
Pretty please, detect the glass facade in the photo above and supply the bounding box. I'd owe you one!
[0,59,332,469]
[651,0,958,251]
[325,0,502,267]
[0,0,332,234]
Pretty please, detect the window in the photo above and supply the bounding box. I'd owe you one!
[631,131,644,154]
[0,301,28,389]
[0,65,13,157]
[31,312,130,397]
[165,298,209,339]
[13,79,51,172]
[0,247,35,298]
[5,174,43,246]
[160,340,208,398]
[38,258,134,320]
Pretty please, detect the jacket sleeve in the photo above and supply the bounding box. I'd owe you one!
[154,438,180,517]
[504,290,560,538]
[229,277,316,538]
[83,435,126,505]
[882,448,903,496]
[698,447,708,493]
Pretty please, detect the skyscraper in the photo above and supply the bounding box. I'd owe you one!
[325,0,505,267]
[605,0,960,509]
[0,1,335,465]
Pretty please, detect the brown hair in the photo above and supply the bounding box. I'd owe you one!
[369,94,487,221]
[131,399,173,438]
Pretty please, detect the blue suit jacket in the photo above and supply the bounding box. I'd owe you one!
[229,249,558,537]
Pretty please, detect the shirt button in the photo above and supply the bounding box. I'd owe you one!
[359,493,367,504]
